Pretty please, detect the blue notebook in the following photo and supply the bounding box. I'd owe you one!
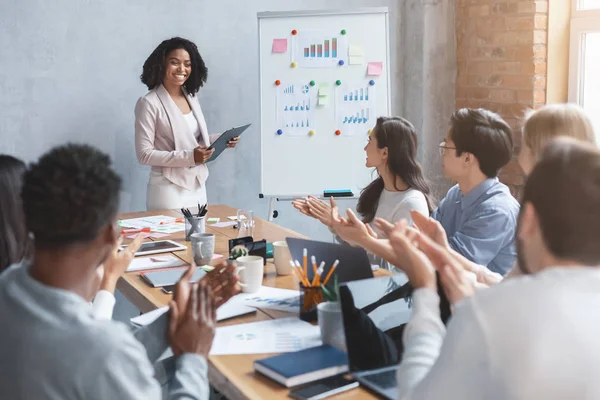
[253,345,349,387]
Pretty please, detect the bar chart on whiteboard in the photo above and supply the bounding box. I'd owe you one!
[335,82,377,136]
[276,82,318,136]
[293,30,348,68]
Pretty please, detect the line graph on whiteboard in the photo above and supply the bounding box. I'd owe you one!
[336,83,377,136]
[276,82,317,136]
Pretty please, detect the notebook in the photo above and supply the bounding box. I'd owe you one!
[141,268,207,287]
[254,345,348,388]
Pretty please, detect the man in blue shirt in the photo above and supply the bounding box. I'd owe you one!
[434,108,520,275]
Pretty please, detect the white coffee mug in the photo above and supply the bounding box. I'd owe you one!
[235,255,264,293]
[272,241,293,276]
[317,301,347,351]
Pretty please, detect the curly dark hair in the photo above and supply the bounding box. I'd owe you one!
[22,144,121,248]
[140,37,208,95]
[0,155,28,272]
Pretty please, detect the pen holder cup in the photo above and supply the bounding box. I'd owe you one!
[185,216,206,241]
[299,283,323,323]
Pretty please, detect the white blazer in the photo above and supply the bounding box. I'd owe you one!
[134,84,216,190]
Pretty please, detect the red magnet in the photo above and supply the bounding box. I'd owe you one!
[292,29,298,35]
[335,130,341,136]
[275,80,281,86]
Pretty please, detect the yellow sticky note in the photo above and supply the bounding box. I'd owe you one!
[349,44,364,56]
[318,96,329,106]
[349,56,363,65]
[318,83,329,97]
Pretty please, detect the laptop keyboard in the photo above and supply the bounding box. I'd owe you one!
[362,369,398,389]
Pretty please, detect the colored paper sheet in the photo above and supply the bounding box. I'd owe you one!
[272,38,288,53]
[318,83,329,96]
[318,96,329,106]
[349,56,363,65]
[349,44,364,56]
[367,62,383,76]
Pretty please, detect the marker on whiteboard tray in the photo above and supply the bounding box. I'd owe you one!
[323,189,354,198]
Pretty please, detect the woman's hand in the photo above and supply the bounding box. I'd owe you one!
[330,202,378,246]
[292,196,334,228]
[226,136,240,148]
[194,146,215,164]
[100,234,144,293]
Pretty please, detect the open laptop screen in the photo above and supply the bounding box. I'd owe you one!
[339,274,413,372]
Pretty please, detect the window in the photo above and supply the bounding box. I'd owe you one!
[578,0,600,11]
[569,1,600,142]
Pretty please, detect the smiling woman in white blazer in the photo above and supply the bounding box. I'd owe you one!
[135,37,239,211]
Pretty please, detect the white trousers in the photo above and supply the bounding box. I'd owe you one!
[146,172,207,211]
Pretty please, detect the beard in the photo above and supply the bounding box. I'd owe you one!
[516,237,531,275]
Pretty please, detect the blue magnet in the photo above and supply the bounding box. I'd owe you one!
[277,129,283,135]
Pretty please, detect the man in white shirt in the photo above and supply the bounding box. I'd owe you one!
[390,138,600,400]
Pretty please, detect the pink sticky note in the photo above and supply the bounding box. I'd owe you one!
[272,38,288,53]
[212,254,223,260]
[367,62,383,76]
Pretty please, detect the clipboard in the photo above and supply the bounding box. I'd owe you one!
[207,123,251,162]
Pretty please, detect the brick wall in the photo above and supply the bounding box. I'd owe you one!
[456,0,549,197]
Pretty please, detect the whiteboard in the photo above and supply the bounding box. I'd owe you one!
[258,8,391,197]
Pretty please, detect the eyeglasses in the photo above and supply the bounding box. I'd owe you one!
[438,141,456,156]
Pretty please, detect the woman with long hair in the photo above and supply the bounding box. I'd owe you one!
[293,116,433,269]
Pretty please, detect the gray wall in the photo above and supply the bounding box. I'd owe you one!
[0,0,455,242]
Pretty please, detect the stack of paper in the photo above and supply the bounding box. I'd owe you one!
[238,286,301,313]
[130,298,256,326]
[119,215,185,234]
[210,318,321,355]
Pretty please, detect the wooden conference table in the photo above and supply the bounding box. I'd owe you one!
[117,204,381,400]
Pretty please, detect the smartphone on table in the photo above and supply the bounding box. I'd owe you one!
[289,375,359,400]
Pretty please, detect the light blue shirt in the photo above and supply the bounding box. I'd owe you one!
[0,262,209,400]
[432,179,520,275]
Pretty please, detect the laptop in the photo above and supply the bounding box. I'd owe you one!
[285,238,374,283]
[338,274,413,399]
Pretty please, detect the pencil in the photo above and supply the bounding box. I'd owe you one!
[294,260,310,287]
[311,261,325,286]
[289,260,306,284]
[322,259,339,286]
[311,255,317,274]
[303,248,307,278]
